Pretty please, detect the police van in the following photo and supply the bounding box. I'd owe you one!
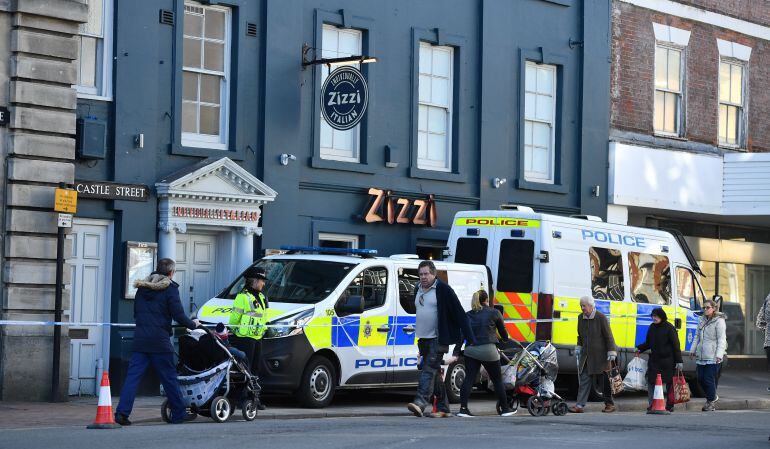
[446,207,710,397]
[197,246,489,408]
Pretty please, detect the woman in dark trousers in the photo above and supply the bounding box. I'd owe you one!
[636,308,682,412]
[451,290,515,417]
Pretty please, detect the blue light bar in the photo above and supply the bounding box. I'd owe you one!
[279,245,378,256]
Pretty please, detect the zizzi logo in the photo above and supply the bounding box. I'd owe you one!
[581,230,646,248]
[355,357,418,369]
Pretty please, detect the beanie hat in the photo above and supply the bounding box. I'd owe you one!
[215,322,229,339]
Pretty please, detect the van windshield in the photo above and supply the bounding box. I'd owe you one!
[220,259,355,304]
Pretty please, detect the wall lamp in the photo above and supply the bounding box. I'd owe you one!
[492,177,507,189]
[280,154,297,166]
[302,43,378,68]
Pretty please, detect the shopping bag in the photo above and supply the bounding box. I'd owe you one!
[622,356,648,391]
[501,364,516,389]
[608,362,624,395]
[672,370,691,404]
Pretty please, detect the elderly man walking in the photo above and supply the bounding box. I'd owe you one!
[569,296,618,413]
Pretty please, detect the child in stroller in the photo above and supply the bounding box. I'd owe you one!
[167,325,261,423]
[491,340,568,416]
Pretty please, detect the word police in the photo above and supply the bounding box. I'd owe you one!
[581,229,646,248]
[355,357,418,369]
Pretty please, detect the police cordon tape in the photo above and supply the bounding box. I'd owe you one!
[0,313,671,328]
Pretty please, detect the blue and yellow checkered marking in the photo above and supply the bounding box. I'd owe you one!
[317,316,418,349]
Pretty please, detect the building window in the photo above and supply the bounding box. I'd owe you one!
[417,42,453,172]
[654,45,683,135]
[320,25,363,162]
[76,0,112,98]
[718,60,745,148]
[524,62,556,183]
[318,233,359,249]
[181,2,230,149]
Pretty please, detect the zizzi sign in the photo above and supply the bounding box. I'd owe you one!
[173,206,259,222]
[363,188,437,227]
[321,66,369,130]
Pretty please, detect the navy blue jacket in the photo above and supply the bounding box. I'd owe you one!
[132,274,197,353]
[454,306,509,355]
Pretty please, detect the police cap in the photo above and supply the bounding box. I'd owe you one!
[243,266,267,280]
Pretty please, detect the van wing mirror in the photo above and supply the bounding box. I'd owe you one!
[336,295,365,316]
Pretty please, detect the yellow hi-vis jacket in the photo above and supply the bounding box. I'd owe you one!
[228,289,268,340]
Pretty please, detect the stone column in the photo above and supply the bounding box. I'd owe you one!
[158,222,186,262]
[235,227,260,272]
[0,0,88,401]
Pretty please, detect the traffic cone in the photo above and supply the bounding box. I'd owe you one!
[646,373,670,415]
[87,371,121,429]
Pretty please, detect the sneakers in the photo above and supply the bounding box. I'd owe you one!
[407,402,425,417]
[602,404,616,413]
[428,411,452,418]
[568,405,584,413]
[713,395,719,403]
[499,408,517,417]
[257,401,267,411]
[702,401,715,412]
[456,407,474,418]
[114,414,131,426]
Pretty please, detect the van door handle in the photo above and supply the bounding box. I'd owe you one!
[377,325,391,333]
[403,325,415,334]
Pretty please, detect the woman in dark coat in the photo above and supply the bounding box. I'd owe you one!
[636,308,683,412]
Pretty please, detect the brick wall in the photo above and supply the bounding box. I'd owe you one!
[611,0,770,152]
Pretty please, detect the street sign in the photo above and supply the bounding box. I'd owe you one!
[320,66,369,130]
[57,213,72,228]
[54,188,77,213]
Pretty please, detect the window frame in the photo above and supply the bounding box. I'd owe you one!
[628,251,671,305]
[588,246,626,302]
[416,42,454,173]
[75,0,114,101]
[180,1,232,151]
[675,265,706,310]
[408,27,467,183]
[653,43,685,137]
[516,49,568,194]
[341,265,389,313]
[523,61,557,184]
[717,57,747,149]
[318,232,359,249]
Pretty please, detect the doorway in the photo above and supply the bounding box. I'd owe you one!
[175,233,219,314]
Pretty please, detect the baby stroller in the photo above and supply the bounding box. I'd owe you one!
[163,326,261,423]
[496,340,568,416]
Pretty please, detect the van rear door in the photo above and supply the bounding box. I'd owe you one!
[491,218,541,343]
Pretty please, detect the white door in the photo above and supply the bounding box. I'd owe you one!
[68,220,111,396]
[175,233,218,314]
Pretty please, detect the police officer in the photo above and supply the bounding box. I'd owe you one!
[229,266,269,409]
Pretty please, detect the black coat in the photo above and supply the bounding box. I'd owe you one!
[132,274,197,353]
[453,306,509,356]
[636,321,683,384]
[403,279,476,347]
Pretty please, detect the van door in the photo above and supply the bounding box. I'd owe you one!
[334,265,395,385]
[391,266,422,384]
[492,223,540,343]
[674,265,705,352]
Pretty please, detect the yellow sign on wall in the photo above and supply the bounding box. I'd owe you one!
[54,188,77,213]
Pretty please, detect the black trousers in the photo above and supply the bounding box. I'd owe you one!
[460,356,508,410]
[230,335,262,373]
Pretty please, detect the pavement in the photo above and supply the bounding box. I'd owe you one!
[0,368,768,429]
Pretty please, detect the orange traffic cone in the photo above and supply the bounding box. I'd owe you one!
[647,373,670,415]
[87,371,121,429]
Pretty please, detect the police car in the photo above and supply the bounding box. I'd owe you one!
[197,246,489,408]
[446,206,710,398]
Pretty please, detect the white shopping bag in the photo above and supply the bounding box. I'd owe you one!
[501,365,517,389]
[622,356,648,391]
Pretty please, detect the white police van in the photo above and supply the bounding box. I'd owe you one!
[445,207,710,397]
[197,246,489,408]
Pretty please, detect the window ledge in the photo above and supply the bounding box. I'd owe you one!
[516,178,569,194]
[653,132,687,141]
[718,144,746,152]
[409,167,467,183]
[169,143,244,160]
[77,93,113,102]
[310,156,376,174]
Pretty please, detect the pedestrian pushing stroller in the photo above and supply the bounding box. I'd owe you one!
[164,326,261,423]
[496,340,568,416]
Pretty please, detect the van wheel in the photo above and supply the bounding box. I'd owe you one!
[445,361,465,404]
[297,355,337,408]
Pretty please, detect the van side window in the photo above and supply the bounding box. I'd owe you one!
[455,238,488,265]
[343,266,388,311]
[676,266,705,310]
[628,252,671,304]
[497,239,534,292]
[589,247,624,301]
[398,268,419,313]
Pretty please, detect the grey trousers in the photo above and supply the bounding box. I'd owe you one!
[576,367,613,407]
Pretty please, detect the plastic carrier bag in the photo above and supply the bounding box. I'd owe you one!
[622,356,648,391]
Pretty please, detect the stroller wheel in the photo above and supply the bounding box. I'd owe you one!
[496,396,519,415]
[552,401,569,416]
[210,396,232,423]
[527,396,547,417]
[241,399,258,421]
[161,399,196,423]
